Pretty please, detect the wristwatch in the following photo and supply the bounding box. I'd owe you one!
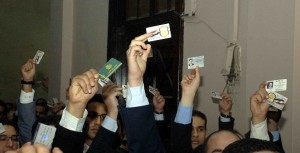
[220,112,232,118]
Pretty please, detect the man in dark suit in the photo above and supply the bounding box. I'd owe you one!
[18,59,98,153]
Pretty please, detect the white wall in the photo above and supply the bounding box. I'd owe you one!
[49,0,109,101]
[49,0,300,151]
[184,0,299,152]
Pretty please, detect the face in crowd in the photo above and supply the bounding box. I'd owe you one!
[0,125,19,153]
[35,98,48,118]
[86,102,107,140]
[191,111,207,149]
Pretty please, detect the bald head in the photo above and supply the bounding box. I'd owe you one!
[203,130,241,153]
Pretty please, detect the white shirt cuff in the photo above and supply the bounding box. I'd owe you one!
[250,119,270,141]
[20,89,35,104]
[220,116,231,122]
[102,116,118,132]
[126,83,149,108]
[154,113,165,121]
[59,108,87,132]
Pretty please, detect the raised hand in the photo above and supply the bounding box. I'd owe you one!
[21,59,36,81]
[5,143,62,153]
[250,82,270,124]
[20,59,36,92]
[152,91,165,113]
[102,83,122,120]
[126,33,153,86]
[67,69,99,118]
[219,92,233,115]
[180,67,201,106]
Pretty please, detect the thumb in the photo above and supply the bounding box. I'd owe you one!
[259,82,266,89]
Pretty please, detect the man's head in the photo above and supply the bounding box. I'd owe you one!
[0,100,7,121]
[35,98,48,118]
[203,130,242,153]
[86,94,107,141]
[0,122,19,152]
[223,138,282,153]
[191,110,207,149]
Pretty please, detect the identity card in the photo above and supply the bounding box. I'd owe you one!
[33,50,45,64]
[188,56,204,69]
[146,23,171,42]
[32,123,56,149]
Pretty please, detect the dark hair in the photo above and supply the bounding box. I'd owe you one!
[192,110,207,129]
[267,110,282,123]
[0,100,8,120]
[202,129,243,153]
[223,138,283,153]
[35,98,49,114]
[88,94,104,104]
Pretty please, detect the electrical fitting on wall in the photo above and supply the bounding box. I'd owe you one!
[221,43,241,94]
[182,0,197,17]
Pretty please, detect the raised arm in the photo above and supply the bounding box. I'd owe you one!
[218,92,234,130]
[87,83,122,153]
[17,59,36,145]
[119,33,166,153]
[250,83,270,141]
[170,67,201,153]
[53,69,99,153]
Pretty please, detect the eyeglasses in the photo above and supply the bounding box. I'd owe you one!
[87,111,106,121]
[0,135,19,141]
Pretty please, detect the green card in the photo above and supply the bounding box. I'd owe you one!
[98,58,122,80]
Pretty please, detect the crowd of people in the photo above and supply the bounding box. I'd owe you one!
[0,33,285,153]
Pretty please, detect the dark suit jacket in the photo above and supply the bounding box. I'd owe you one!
[119,105,165,153]
[17,98,88,153]
[245,131,285,153]
[17,99,36,145]
[87,126,117,153]
[52,123,88,153]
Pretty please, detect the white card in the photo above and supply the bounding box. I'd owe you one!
[98,78,111,87]
[149,85,157,95]
[0,123,5,134]
[122,85,128,98]
[188,56,204,69]
[265,79,287,92]
[266,91,288,110]
[32,123,56,149]
[146,23,171,42]
[211,91,222,100]
[33,50,45,64]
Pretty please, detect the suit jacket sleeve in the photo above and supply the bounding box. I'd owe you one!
[218,116,235,130]
[119,105,165,153]
[17,99,36,146]
[87,126,117,153]
[170,122,193,153]
[52,123,88,153]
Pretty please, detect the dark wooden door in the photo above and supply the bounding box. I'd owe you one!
[107,0,184,116]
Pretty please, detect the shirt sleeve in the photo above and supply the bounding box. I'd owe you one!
[271,131,280,142]
[154,113,165,121]
[250,119,270,141]
[220,116,231,122]
[174,104,193,124]
[126,83,149,108]
[59,108,87,132]
[102,116,118,132]
[20,89,35,104]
